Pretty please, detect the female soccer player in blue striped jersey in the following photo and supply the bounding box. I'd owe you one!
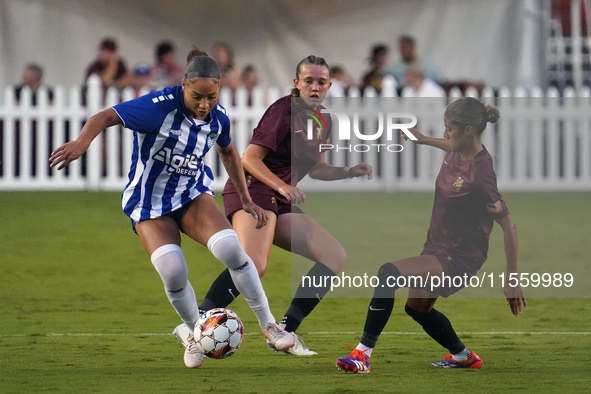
[49,46,294,369]
[336,97,527,373]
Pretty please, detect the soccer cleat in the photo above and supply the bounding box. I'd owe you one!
[285,333,317,356]
[267,333,318,356]
[263,323,295,352]
[430,351,483,369]
[172,323,193,347]
[335,345,371,374]
[172,323,205,369]
[184,333,205,369]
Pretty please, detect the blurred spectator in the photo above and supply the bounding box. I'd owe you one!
[241,64,259,105]
[401,63,445,97]
[213,42,240,92]
[85,38,132,89]
[150,40,185,89]
[327,65,355,97]
[388,35,443,86]
[14,63,54,105]
[359,44,391,94]
[551,0,588,37]
[131,63,153,97]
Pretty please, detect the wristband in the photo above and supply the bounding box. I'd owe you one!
[343,166,352,178]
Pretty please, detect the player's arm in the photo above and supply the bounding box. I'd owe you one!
[401,127,450,151]
[242,144,305,204]
[217,143,267,229]
[49,107,121,170]
[308,152,373,180]
[495,214,527,316]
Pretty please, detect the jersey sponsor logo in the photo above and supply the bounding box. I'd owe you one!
[168,128,182,136]
[486,200,503,213]
[453,176,464,191]
[153,147,201,176]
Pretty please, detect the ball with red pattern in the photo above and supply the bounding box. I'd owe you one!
[193,308,244,359]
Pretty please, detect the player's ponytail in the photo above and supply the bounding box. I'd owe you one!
[291,55,330,97]
[445,97,500,134]
[184,46,220,80]
[186,46,208,62]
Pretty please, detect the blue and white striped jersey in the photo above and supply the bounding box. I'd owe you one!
[112,85,231,222]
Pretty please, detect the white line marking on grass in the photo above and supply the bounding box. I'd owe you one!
[309,331,591,335]
[1,331,590,338]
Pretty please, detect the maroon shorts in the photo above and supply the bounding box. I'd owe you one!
[420,250,483,298]
[222,191,304,222]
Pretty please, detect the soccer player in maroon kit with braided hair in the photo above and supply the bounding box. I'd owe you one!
[336,97,526,373]
[197,55,373,355]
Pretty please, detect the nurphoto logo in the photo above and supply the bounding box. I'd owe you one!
[306,108,418,153]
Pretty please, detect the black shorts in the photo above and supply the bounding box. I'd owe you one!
[222,190,303,223]
[130,200,194,234]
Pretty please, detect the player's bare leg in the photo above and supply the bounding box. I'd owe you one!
[198,209,275,310]
[272,213,347,355]
[136,217,203,368]
[231,209,277,277]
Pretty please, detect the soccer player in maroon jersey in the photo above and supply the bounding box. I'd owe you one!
[336,97,526,373]
[197,55,373,355]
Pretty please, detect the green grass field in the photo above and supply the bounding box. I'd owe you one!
[1,191,590,393]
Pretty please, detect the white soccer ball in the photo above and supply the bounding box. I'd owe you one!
[194,308,244,359]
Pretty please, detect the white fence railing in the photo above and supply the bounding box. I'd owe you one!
[1,76,590,192]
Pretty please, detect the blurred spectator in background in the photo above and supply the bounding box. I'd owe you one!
[241,64,259,106]
[401,63,445,97]
[14,63,54,105]
[326,65,355,97]
[150,41,185,89]
[359,43,391,94]
[85,38,132,89]
[131,63,153,97]
[551,0,588,37]
[213,42,240,92]
[388,35,442,86]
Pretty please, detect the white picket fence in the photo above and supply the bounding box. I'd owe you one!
[1,76,590,192]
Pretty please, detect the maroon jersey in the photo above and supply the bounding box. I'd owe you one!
[422,147,509,275]
[223,96,330,200]
[85,59,128,84]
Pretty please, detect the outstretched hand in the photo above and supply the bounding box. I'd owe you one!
[348,163,373,180]
[242,201,268,230]
[400,127,425,143]
[49,140,89,170]
[504,283,527,317]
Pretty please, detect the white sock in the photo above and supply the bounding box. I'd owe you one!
[151,244,199,328]
[356,343,373,357]
[208,229,275,329]
[452,348,471,362]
